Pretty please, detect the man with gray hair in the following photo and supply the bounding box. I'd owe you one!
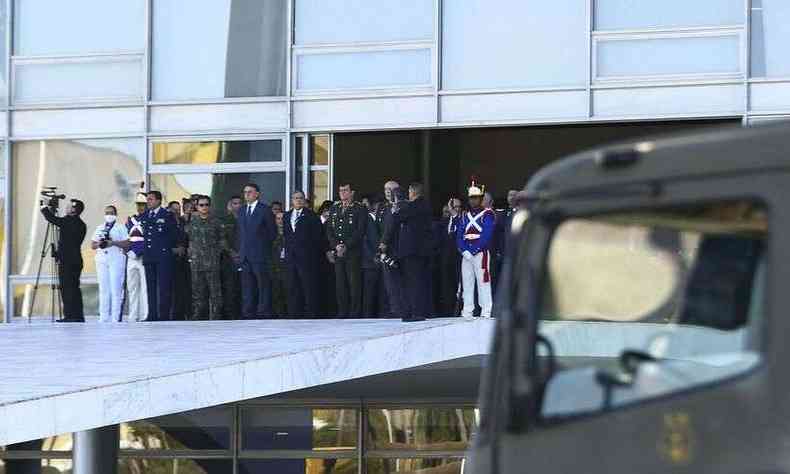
[377,180,403,318]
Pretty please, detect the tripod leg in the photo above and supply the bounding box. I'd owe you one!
[30,222,53,323]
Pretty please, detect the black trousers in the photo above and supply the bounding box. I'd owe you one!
[334,251,361,318]
[170,256,191,321]
[221,254,241,319]
[382,265,403,318]
[241,259,273,318]
[401,256,431,319]
[59,260,84,320]
[287,263,319,318]
[144,258,174,321]
[439,253,461,316]
[362,267,383,317]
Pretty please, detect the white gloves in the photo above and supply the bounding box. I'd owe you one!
[462,250,474,261]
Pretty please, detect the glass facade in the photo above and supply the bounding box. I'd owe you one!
[1,403,476,474]
[153,140,282,165]
[750,0,790,77]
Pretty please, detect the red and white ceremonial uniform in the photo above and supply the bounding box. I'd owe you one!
[456,206,496,318]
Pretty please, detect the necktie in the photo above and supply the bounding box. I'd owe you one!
[248,205,253,216]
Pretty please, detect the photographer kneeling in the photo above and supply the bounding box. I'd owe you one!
[40,199,87,322]
[91,205,129,323]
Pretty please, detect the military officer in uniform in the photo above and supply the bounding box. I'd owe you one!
[125,188,148,322]
[456,180,496,320]
[377,181,403,318]
[220,195,242,319]
[326,183,366,318]
[185,195,228,320]
[141,190,178,321]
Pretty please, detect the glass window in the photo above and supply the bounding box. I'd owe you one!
[14,0,144,56]
[0,1,7,104]
[149,172,286,214]
[594,0,744,31]
[442,0,587,90]
[750,0,790,77]
[0,459,73,473]
[239,458,357,474]
[294,136,304,193]
[153,0,287,100]
[366,408,477,451]
[13,283,98,319]
[539,201,765,418]
[118,458,232,474]
[310,136,329,166]
[11,139,145,277]
[310,171,329,210]
[596,35,741,78]
[366,458,465,474]
[241,407,357,451]
[295,0,433,45]
[120,407,233,451]
[296,49,432,92]
[14,57,144,104]
[153,140,282,165]
[3,434,73,452]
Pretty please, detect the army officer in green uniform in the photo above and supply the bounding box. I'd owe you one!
[326,183,367,318]
[185,195,230,320]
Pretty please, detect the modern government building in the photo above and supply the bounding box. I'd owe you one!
[0,0,789,473]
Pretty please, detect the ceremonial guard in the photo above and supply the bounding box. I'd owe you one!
[326,183,366,318]
[456,180,496,319]
[184,196,228,320]
[141,190,178,321]
[126,189,148,321]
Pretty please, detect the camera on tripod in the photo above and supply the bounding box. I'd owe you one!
[40,186,66,210]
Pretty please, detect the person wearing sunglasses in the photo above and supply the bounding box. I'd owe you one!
[184,195,230,320]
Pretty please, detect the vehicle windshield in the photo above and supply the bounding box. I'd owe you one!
[538,200,766,418]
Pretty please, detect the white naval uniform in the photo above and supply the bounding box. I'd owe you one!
[126,216,148,322]
[93,222,129,322]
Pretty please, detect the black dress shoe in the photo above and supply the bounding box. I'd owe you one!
[401,316,426,322]
[55,318,84,323]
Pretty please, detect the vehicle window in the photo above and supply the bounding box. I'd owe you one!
[539,201,765,419]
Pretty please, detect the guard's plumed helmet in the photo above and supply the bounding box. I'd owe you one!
[467,178,485,198]
[134,182,147,204]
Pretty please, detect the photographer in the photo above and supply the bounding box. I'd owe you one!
[91,205,129,323]
[40,198,87,322]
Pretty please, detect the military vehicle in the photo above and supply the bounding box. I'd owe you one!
[470,123,787,473]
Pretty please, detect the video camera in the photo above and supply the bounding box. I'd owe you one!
[40,187,66,210]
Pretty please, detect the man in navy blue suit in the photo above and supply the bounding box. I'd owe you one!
[238,183,277,319]
[141,190,178,321]
[283,190,323,317]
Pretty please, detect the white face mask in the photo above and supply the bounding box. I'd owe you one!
[104,215,117,224]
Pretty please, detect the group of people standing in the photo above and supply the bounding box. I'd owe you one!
[40,177,523,323]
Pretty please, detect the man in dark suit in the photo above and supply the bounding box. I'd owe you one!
[238,183,277,319]
[283,190,323,317]
[141,191,178,321]
[361,194,384,317]
[391,182,433,322]
[439,198,463,316]
[41,199,87,322]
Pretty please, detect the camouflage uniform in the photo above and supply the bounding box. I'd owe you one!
[219,213,241,319]
[270,232,288,317]
[185,215,227,320]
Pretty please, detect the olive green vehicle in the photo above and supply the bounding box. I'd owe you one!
[470,123,788,473]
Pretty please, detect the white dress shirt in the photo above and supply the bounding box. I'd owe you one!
[291,208,302,232]
[246,201,258,216]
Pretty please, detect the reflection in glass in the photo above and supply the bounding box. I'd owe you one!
[750,0,790,77]
[118,458,232,474]
[310,136,329,166]
[149,172,285,216]
[13,283,98,320]
[238,458,357,474]
[310,171,328,211]
[367,408,477,451]
[297,49,431,91]
[594,0,743,30]
[4,434,73,452]
[152,141,282,165]
[0,458,73,474]
[241,408,357,451]
[366,458,464,474]
[294,136,304,193]
[120,408,232,451]
[153,0,287,100]
[11,140,145,277]
[596,36,740,78]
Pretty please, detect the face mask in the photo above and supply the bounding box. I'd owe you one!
[104,215,117,224]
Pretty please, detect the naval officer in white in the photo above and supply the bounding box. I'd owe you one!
[92,205,129,322]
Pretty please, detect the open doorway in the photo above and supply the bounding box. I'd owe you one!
[332,119,738,212]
